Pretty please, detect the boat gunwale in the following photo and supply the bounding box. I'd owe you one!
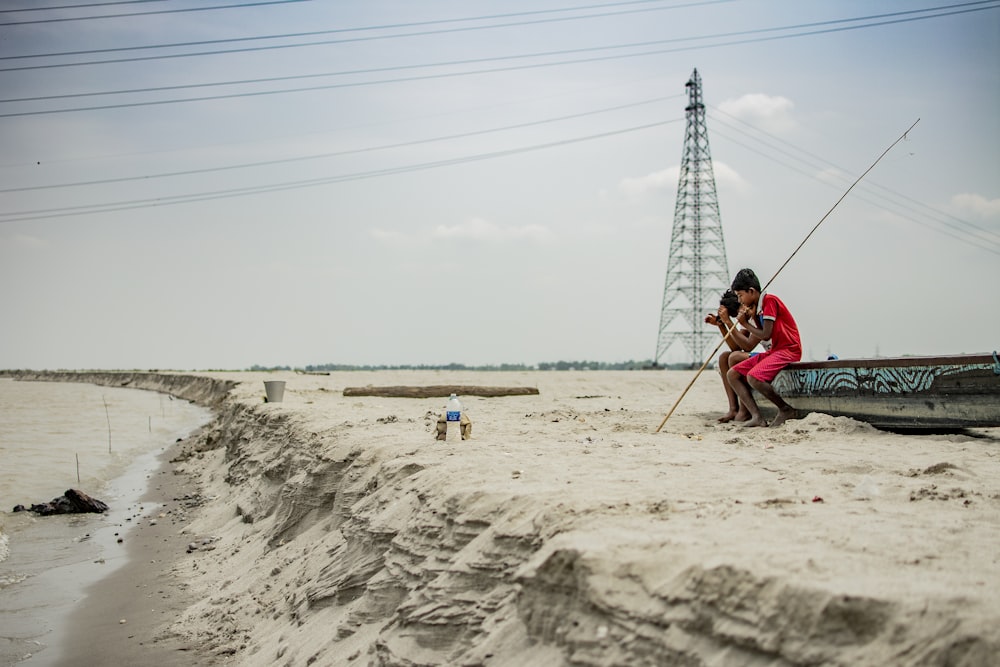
[784,353,997,372]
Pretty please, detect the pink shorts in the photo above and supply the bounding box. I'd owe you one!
[731,348,801,383]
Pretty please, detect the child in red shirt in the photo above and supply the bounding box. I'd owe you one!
[725,268,802,428]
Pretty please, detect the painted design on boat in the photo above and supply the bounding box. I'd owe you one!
[775,362,991,396]
[764,353,1000,429]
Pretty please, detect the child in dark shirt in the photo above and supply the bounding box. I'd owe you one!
[725,269,802,428]
[705,290,761,422]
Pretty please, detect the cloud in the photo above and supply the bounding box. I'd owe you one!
[713,161,750,195]
[370,228,410,244]
[950,193,1000,219]
[816,166,849,186]
[1,234,49,249]
[718,93,796,133]
[618,168,677,198]
[431,217,554,243]
[619,162,748,199]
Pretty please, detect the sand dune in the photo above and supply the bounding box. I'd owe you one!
[21,370,1000,666]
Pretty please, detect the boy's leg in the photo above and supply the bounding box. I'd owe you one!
[717,352,740,422]
[726,366,765,427]
[748,377,796,427]
[744,349,800,427]
[727,352,751,421]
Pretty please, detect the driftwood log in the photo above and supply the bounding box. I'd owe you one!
[343,385,539,398]
[13,489,109,515]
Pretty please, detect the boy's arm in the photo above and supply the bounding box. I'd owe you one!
[759,320,774,341]
[726,326,758,352]
[737,306,773,341]
[748,319,775,341]
[717,317,742,351]
[708,309,742,351]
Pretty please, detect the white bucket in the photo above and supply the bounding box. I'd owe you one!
[263,380,286,403]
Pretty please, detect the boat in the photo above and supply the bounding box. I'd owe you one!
[769,353,1000,429]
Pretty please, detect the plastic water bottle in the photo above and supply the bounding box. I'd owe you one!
[446,394,462,442]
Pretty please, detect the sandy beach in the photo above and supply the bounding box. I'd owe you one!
[17,369,1000,666]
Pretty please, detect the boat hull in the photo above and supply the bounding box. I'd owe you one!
[770,353,1000,429]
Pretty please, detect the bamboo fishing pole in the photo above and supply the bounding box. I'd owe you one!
[655,118,920,433]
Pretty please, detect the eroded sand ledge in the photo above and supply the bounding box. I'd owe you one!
[10,370,236,407]
[16,370,1000,666]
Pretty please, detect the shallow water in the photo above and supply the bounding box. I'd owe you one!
[0,378,212,666]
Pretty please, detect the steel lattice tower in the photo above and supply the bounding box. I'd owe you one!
[654,69,730,367]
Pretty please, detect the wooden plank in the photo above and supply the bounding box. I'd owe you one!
[343,385,539,398]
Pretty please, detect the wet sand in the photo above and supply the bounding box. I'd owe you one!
[1,443,208,667]
[53,437,215,667]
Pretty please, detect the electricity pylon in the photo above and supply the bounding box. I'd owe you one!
[654,68,730,367]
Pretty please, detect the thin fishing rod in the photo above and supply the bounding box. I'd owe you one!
[655,118,920,433]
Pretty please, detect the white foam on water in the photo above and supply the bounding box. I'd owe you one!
[0,531,9,566]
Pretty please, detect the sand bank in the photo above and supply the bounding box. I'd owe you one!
[25,370,1000,666]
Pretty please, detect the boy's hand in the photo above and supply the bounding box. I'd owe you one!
[737,305,752,324]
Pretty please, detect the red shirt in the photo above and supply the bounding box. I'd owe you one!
[760,293,801,353]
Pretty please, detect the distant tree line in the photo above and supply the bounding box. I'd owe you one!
[248,360,698,372]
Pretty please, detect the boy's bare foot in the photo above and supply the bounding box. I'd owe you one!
[741,415,767,427]
[717,411,737,423]
[769,406,797,428]
[733,410,751,422]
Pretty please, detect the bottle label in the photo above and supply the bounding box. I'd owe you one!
[446,411,460,421]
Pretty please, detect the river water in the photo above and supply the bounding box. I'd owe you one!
[0,378,213,666]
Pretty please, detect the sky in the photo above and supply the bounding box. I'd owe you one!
[1,0,998,370]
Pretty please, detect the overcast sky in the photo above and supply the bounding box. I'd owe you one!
[1,0,998,370]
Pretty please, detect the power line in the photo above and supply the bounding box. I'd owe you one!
[3,2,997,118]
[0,70,669,168]
[708,105,1000,246]
[0,0,729,68]
[0,119,680,223]
[4,94,995,261]
[706,114,1000,257]
[707,106,1000,245]
[0,0,311,27]
[2,3,994,252]
[0,1,166,14]
[0,95,678,194]
[1,0,991,72]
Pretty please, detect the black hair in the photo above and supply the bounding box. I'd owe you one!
[719,289,740,317]
[731,268,761,293]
